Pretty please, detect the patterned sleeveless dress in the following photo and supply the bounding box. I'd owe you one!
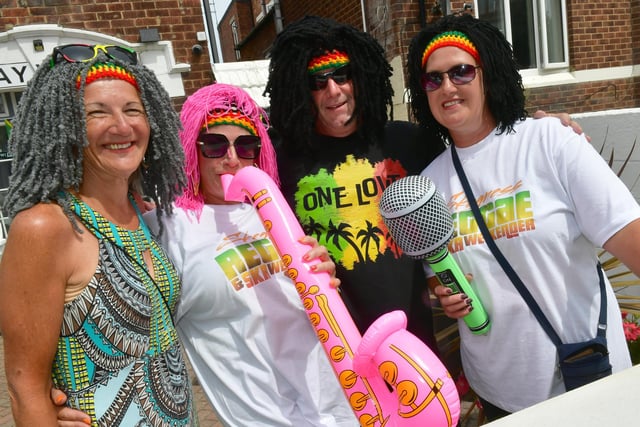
[51,194,198,426]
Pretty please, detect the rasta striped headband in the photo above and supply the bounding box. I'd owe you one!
[202,108,258,136]
[78,62,138,89]
[307,50,350,74]
[421,31,480,69]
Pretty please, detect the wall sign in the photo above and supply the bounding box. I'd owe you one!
[0,63,33,90]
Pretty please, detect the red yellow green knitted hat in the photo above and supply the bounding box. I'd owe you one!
[307,50,350,74]
[421,31,480,69]
[201,108,258,136]
[78,62,138,90]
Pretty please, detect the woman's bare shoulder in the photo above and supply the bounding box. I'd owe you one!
[2,203,98,298]
[8,203,76,242]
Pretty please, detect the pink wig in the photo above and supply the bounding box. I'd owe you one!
[175,83,279,216]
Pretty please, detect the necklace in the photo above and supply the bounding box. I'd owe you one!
[68,193,153,268]
[67,192,179,352]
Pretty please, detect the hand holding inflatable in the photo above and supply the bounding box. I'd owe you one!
[222,166,460,427]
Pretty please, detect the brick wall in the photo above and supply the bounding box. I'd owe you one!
[221,0,640,113]
[634,0,640,64]
[279,0,363,30]
[403,0,640,115]
[238,18,276,60]
[525,0,639,113]
[0,0,215,108]
[220,0,364,62]
[218,2,237,62]
[219,0,276,61]
[526,78,640,113]
[568,1,634,70]
[365,1,442,96]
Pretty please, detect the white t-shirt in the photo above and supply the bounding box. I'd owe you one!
[421,117,637,412]
[145,204,357,427]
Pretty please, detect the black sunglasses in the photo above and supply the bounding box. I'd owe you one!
[197,133,261,159]
[308,64,352,91]
[421,64,480,92]
[50,44,138,68]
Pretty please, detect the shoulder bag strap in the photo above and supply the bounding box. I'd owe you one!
[450,145,606,344]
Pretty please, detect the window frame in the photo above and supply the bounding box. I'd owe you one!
[467,0,569,71]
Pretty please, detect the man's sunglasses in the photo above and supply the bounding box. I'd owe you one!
[50,44,138,68]
[309,64,352,91]
[420,64,480,92]
[197,133,261,159]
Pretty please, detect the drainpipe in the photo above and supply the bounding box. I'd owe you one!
[360,0,367,32]
[418,0,427,28]
[274,0,284,33]
[202,0,220,62]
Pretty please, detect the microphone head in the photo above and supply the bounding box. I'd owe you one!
[379,175,453,259]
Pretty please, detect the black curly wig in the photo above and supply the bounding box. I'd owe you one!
[264,15,394,153]
[407,14,527,144]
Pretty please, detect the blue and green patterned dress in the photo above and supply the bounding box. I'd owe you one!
[51,194,197,426]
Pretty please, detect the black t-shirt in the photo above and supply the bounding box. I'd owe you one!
[276,121,444,352]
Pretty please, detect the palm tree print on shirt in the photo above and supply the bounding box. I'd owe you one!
[295,155,408,270]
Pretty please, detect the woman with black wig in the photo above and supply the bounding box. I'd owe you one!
[407,13,640,420]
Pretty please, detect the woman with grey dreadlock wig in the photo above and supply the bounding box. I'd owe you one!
[4,53,185,225]
[0,49,197,426]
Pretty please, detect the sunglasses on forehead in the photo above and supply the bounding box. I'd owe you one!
[197,133,262,159]
[50,44,138,68]
[308,64,352,91]
[421,64,480,92]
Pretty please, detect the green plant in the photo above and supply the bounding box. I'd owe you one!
[598,133,640,326]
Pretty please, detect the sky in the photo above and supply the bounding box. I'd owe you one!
[211,0,231,18]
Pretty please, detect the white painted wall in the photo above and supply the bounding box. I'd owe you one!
[574,108,640,202]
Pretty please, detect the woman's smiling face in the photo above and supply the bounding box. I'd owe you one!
[425,46,495,147]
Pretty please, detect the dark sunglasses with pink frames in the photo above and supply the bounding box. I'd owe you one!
[197,133,262,159]
[421,64,481,92]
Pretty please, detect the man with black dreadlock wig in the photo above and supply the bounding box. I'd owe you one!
[266,15,395,152]
[265,15,444,353]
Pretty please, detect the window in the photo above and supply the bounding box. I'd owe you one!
[469,0,568,70]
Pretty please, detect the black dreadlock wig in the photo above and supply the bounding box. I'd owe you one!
[4,53,186,229]
[407,13,527,144]
[264,15,394,153]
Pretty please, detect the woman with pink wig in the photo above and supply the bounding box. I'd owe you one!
[145,83,358,426]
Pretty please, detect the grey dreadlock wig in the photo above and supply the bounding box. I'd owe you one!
[407,13,527,144]
[4,53,186,229]
[264,15,394,153]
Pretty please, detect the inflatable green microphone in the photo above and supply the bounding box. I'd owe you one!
[379,175,490,335]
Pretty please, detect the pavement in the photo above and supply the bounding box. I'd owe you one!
[0,337,480,426]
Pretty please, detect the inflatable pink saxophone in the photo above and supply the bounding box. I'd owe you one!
[222,167,460,427]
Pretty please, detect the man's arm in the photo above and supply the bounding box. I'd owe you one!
[533,110,591,142]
